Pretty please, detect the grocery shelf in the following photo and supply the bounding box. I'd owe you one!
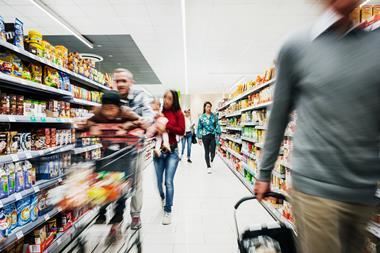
[0,208,60,251]
[255,142,264,149]
[272,169,286,179]
[225,136,242,144]
[70,98,101,107]
[255,125,267,130]
[0,174,65,209]
[241,136,257,143]
[279,160,292,169]
[225,110,242,118]
[368,221,380,239]
[241,150,256,160]
[0,115,73,123]
[225,147,243,160]
[218,152,253,190]
[241,122,258,127]
[43,208,99,253]
[242,162,257,178]
[73,144,102,154]
[217,79,276,111]
[0,40,110,92]
[226,126,242,131]
[0,72,72,97]
[0,144,75,165]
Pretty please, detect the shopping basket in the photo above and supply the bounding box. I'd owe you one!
[234,192,297,253]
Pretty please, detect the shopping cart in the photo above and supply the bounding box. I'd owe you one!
[234,192,297,253]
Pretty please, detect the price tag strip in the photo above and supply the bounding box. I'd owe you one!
[14,193,22,201]
[33,186,40,193]
[11,154,19,162]
[25,152,32,159]
[15,230,24,239]
[44,214,50,221]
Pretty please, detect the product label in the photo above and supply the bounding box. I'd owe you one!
[15,230,23,239]
[11,154,19,162]
[14,193,22,201]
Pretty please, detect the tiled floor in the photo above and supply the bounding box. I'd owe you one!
[140,145,275,253]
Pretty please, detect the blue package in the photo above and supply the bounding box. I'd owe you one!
[59,72,71,91]
[16,198,30,226]
[6,163,15,195]
[14,162,24,192]
[0,16,5,42]
[13,18,24,48]
[30,195,38,221]
[0,209,7,238]
[4,204,17,235]
[0,165,9,199]
[23,162,32,189]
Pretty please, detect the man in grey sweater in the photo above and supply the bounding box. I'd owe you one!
[254,0,380,252]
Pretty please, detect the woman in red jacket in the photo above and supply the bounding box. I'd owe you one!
[154,90,185,225]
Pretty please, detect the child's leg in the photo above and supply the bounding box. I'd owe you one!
[154,135,163,157]
[162,132,170,148]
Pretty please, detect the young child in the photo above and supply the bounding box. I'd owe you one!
[146,99,171,157]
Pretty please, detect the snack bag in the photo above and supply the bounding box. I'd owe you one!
[17,198,31,226]
[43,67,60,88]
[19,132,31,151]
[0,166,8,199]
[0,132,8,155]
[0,209,7,238]
[0,16,5,42]
[12,54,22,78]
[9,131,19,154]
[29,63,42,83]
[30,194,39,221]
[23,161,33,189]
[0,52,13,75]
[59,72,71,91]
[5,204,17,233]
[15,162,24,192]
[6,163,15,195]
[13,18,24,48]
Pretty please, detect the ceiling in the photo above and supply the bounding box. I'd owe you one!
[1,0,377,96]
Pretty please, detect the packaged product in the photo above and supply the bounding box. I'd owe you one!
[21,63,31,80]
[40,101,46,117]
[37,191,48,214]
[30,63,42,83]
[0,16,5,42]
[13,18,25,48]
[361,6,373,22]
[41,40,53,61]
[9,131,19,154]
[32,129,46,150]
[45,128,51,148]
[50,128,56,147]
[16,95,24,115]
[33,225,47,245]
[27,41,43,57]
[15,162,24,192]
[0,93,10,115]
[0,166,8,199]
[0,132,8,155]
[0,209,7,238]
[374,5,380,16]
[47,218,57,234]
[9,94,17,115]
[5,203,17,233]
[31,165,36,185]
[27,30,42,43]
[59,72,71,91]
[23,161,33,189]
[23,99,32,116]
[6,163,16,195]
[43,67,60,88]
[71,129,76,144]
[17,197,31,226]
[350,7,361,25]
[19,132,31,151]
[30,194,39,221]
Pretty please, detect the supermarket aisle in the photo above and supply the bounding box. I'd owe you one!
[140,145,274,253]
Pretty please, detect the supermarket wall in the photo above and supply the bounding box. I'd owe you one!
[185,93,222,120]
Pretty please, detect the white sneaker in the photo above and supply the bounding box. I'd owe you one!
[207,167,212,174]
[162,212,172,225]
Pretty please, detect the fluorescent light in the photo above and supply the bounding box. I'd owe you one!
[360,0,371,7]
[30,0,93,48]
[181,0,189,94]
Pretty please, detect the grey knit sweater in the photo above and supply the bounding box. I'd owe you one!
[258,28,380,205]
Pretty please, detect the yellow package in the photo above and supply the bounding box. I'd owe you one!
[361,6,373,22]
[373,5,380,16]
[43,67,60,88]
[350,7,361,25]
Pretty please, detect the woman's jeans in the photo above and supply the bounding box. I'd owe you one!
[202,134,216,167]
[181,131,192,158]
[154,148,180,213]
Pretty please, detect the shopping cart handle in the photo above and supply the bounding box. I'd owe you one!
[234,192,286,210]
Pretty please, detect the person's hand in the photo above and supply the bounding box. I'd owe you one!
[198,139,202,145]
[254,180,271,201]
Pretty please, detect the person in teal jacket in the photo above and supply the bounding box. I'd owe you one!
[197,101,221,173]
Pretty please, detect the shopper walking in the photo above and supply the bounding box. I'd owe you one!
[254,1,380,253]
[154,90,185,225]
[197,102,221,174]
[112,68,155,230]
[180,109,194,163]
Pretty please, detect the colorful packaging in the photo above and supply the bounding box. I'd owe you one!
[374,5,380,16]
[15,162,24,192]
[0,132,8,155]
[16,95,24,115]
[11,54,23,78]
[30,64,42,83]
[5,204,17,233]
[33,225,47,245]
[361,6,373,22]
[47,218,57,234]
[59,72,71,91]
[45,128,50,148]
[43,67,60,88]
[30,195,38,221]
[0,16,5,42]
[0,93,10,115]
[50,128,56,147]
[6,163,15,195]
[13,18,24,48]
[23,161,33,189]
[9,94,17,115]
[9,131,19,154]
[21,63,31,80]
[19,132,31,151]
[17,198,31,226]
[23,99,32,116]
[0,166,8,199]
[0,209,7,238]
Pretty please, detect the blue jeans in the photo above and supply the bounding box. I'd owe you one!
[181,132,192,158]
[154,148,180,213]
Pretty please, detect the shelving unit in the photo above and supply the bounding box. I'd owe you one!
[70,98,101,107]
[225,147,243,161]
[225,136,242,144]
[0,115,73,123]
[241,136,257,143]
[73,144,102,154]
[241,121,257,127]
[225,126,242,131]
[241,150,256,160]
[225,110,242,118]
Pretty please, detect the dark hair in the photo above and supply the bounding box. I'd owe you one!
[102,90,121,106]
[203,101,212,113]
[165,90,181,112]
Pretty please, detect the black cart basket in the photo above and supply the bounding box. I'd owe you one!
[234,192,297,253]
